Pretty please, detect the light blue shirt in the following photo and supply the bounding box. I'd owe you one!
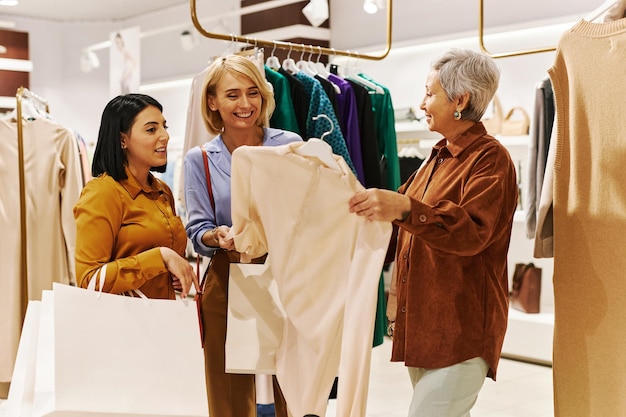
[184,127,302,256]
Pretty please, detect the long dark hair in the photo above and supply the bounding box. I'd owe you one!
[91,93,166,181]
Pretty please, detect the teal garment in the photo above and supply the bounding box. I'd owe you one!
[359,74,401,192]
[265,66,301,136]
[372,271,387,348]
[293,71,357,175]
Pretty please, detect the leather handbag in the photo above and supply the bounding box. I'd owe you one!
[481,95,503,135]
[501,106,530,136]
[510,263,542,313]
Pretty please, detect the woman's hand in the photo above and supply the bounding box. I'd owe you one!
[349,189,412,222]
[214,225,235,251]
[159,247,199,298]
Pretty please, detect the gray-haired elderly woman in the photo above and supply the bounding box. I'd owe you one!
[349,48,518,417]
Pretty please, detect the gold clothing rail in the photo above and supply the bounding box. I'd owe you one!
[477,0,556,58]
[190,0,393,60]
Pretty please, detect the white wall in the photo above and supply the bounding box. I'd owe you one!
[8,0,239,144]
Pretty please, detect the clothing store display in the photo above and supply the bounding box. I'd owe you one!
[327,73,365,184]
[347,79,383,189]
[358,73,401,191]
[29,284,207,417]
[525,77,555,239]
[0,115,83,388]
[542,17,626,417]
[229,141,392,417]
[509,263,542,314]
[293,71,357,174]
[265,66,300,135]
[278,67,309,136]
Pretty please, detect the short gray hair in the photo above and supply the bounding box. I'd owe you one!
[431,48,500,122]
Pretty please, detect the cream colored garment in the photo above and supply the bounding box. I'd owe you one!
[0,118,82,383]
[533,123,556,258]
[178,65,212,207]
[229,142,392,417]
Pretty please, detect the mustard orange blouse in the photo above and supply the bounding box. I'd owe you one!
[73,167,187,299]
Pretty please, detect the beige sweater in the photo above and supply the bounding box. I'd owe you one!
[547,17,626,417]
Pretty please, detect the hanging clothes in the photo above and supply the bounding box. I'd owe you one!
[279,67,309,136]
[229,142,391,417]
[357,73,401,191]
[292,71,357,174]
[327,73,365,185]
[542,17,626,417]
[346,79,383,189]
[0,115,83,386]
[524,76,554,239]
[265,66,300,136]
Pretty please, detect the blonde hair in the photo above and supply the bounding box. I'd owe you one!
[201,54,275,135]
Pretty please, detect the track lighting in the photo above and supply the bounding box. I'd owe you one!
[363,0,385,14]
[302,0,329,27]
[80,50,100,73]
[180,30,198,52]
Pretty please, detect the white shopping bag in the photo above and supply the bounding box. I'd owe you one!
[226,263,285,374]
[3,301,42,417]
[31,283,207,417]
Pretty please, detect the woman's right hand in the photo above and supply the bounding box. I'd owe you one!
[214,225,235,251]
[159,247,199,298]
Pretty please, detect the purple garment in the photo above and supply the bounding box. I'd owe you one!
[328,74,365,185]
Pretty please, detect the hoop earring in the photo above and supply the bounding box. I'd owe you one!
[453,110,462,121]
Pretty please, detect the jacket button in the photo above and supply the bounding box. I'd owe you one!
[418,214,427,223]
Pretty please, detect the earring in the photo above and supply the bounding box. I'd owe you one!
[453,110,462,120]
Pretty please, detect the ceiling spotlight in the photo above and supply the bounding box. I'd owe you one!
[302,0,329,27]
[363,0,385,14]
[180,30,198,52]
[0,45,7,54]
[80,50,100,73]
[0,0,19,6]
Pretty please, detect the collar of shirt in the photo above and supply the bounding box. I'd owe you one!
[428,122,488,162]
[121,166,166,199]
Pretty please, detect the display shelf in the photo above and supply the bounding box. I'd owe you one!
[501,308,554,366]
[395,122,443,142]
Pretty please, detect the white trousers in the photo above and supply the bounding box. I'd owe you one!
[407,357,489,417]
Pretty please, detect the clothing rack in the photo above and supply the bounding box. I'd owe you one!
[15,86,49,326]
[478,0,619,58]
[189,0,393,61]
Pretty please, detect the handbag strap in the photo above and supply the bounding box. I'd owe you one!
[197,145,216,290]
[201,145,215,213]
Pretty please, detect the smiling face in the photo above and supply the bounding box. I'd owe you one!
[120,105,169,180]
[419,69,457,135]
[207,71,262,132]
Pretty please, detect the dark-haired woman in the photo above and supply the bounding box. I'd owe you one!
[74,93,198,299]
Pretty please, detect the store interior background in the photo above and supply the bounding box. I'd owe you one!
[0,0,606,412]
